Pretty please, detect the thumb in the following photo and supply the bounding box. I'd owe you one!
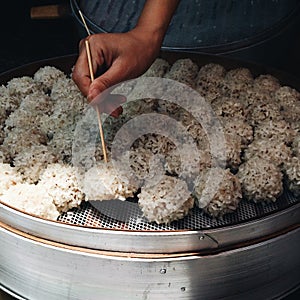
[87,62,126,101]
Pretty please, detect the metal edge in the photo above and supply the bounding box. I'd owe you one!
[0,53,299,254]
[1,202,299,253]
[0,284,27,300]
[1,225,299,299]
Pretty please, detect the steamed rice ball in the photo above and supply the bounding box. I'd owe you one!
[34,66,66,92]
[244,138,292,168]
[193,168,242,218]
[39,163,85,213]
[0,182,59,220]
[138,175,194,224]
[0,163,23,195]
[238,157,283,203]
[83,161,138,201]
[142,58,170,77]
[283,156,300,197]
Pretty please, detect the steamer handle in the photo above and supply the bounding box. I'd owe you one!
[30,4,71,20]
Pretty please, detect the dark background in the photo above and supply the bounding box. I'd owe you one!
[0,0,300,77]
[0,0,299,299]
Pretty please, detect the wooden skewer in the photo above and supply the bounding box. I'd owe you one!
[78,10,91,36]
[79,10,108,163]
[85,40,108,163]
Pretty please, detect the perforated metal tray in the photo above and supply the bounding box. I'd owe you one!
[0,53,299,254]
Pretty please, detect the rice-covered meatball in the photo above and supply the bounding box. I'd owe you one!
[0,182,59,220]
[0,85,21,113]
[165,146,211,179]
[4,108,42,132]
[2,127,48,162]
[244,139,292,168]
[13,145,59,184]
[214,133,242,171]
[0,163,23,195]
[247,101,282,126]
[274,87,300,126]
[132,133,176,156]
[164,58,199,87]
[193,168,242,218]
[197,63,226,82]
[253,74,281,93]
[292,134,300,156]
[274,86,300,107]
[34,66,66,92]
[128,148,164,185]
[196,63,225,103]
[122,98,157,116]
[281,105,300,129]
[254,119,296,145]
[221,117,254,148]
[138,175,194,224]
[83,161,138,201]
[18,91,54,116]
[239,87,273,107]
[6,76,42,98]
[142,58,170,77]
[39,163,85,213]
[51,78,85,114]
[48,125,76,164]
[221,68,253,99]
[237,157,283,203]
[212,97,248,120]
[283,156,300,197]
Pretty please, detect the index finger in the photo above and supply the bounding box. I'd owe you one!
[72,47,91,96]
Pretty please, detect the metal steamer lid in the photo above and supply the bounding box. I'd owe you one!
[71,0,300,52]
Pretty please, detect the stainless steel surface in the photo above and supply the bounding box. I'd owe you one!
[0,200,299,253]
[0,53,299,254]
[1,224,299,300]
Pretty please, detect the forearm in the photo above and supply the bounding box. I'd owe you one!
[133,0,180,45]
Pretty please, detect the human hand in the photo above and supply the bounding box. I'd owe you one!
[72,28,162,117]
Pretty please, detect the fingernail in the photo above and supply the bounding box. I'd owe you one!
[88,88,101,101]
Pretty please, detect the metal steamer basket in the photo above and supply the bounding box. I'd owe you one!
[0,53,299,300]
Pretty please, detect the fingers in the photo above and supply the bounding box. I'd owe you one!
[91,93,126,118]
[72,40,91,96]
[72,36,106,96]
[88,60,128,100]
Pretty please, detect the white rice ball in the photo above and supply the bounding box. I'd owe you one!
[164,58,199,87]
[2,127,48,162]
[283,156,300,197]
[193,168,242,218]
[274,86,300,108]
[247,101,282,126]
[212,97,248,120]
[34,66,66,92]
[6,76,42,97]
[238,157,283,203]
[39,163,85,213]
[0,163,23,195]
[83,161,138,201]
[196,63,225,103]
[221,117,254,148]
[253,74,281,93]
[244,138,292,168]
[254,119,296,145]
[138,175,194,224]
[142,58,170,77]
[0,182,59,220]
[13,145,59,184]
[222,68,253,99]
[292,134,300,156]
